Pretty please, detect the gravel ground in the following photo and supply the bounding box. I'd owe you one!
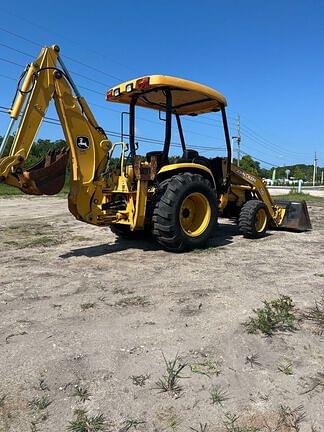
[0,196,323,432]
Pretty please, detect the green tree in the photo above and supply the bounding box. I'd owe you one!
[238,154,260,175]
[291,166,305,180]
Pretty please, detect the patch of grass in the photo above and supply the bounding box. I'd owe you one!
[190,423,208,432]
[164,414,181,431]
[189,359,221,377]
[67,409,106,432]
[38,378,49,391]
[0,178,70,197]
[81,302,96,311]
[57,182,70,197]
[303,293,324,334]
[157,408,182,431]
[4,236,60,248]
[223,412,260,432]
[155,353,187,396]
[120,419,146,431]
[130,374,150,387]
[114,296,150,308]
[73,385,91,402]
[277,359,293,375]
[0,394,6,407]
[30,421,39,432]
[26,236,61,248]
[113,287,135,295]
[273,191,324,203]
[210,385,228,405]
[300,372,324,395]
[28,395,52,410]
[0,183,23,196]
[278,405,306,432]
[245,353,261,368]
[243,295,296,336]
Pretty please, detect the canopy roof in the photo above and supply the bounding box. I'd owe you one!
[106,75,227,115]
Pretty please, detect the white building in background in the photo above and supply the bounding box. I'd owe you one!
[263,178,304,186]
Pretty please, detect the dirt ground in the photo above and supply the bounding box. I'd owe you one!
[0,197,323,432]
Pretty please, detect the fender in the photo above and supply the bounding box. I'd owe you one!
[156,162,216,189]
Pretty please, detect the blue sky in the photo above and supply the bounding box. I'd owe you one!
[0,0,323,168]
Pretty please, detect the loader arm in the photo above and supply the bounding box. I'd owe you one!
[229,164,311,231]
[230,164,285,226]
[0,45,112,223]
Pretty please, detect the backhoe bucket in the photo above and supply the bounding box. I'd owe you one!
[275,200,312,231]
[23,148,69,195]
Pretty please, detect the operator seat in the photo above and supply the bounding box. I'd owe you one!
[177,149,211,168]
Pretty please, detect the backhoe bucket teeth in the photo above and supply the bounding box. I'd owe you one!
[275,200,312,231]
[24,148,69,195]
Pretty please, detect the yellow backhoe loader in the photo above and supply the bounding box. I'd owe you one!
[0,45,311,251]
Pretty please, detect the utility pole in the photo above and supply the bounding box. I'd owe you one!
[232,114,241,166]
[313,151,318,186]
[236,114,241,167]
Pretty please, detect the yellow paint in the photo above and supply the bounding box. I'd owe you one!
[179,192,211,237]
[107,74,227,115]
[255,208,267,232]
[158,163,216,188]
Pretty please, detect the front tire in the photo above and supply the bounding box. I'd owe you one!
[239,200,269,238]
[152,173,218,251]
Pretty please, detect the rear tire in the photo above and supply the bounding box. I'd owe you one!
[152,172,218,251]
[239,200,269,238]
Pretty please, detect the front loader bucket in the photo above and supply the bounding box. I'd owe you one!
[23,148,69,195]
[275,200,312,231]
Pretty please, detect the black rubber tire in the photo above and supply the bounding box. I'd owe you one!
[152,172,218,251]
[239,200,269,238]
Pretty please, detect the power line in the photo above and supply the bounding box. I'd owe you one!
[0,27,306,163]
[0,7,138,75]
[0,41,113,88]
[0,54,106,97]
[0,37,277,154]
[240,127,308,158]
[240,149,275,167]
[0,23,124,83]
[0,42,34,58]
[0,26,41,48]
[0,74,300,165]
[63,54,122,82]
[239,118,309,157]
[0,56,24,68]
[0,48,230,143]
[239,131,304,166]
[0,19,314,163]
[0,108,226,153]
[0,73,17,82]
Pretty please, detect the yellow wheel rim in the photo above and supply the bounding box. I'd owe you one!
[255,208,267,232]
[179,192,211,237]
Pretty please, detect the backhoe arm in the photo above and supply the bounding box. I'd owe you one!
[0,45,112,223]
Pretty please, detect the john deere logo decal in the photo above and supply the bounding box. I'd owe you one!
[76,136,90,151]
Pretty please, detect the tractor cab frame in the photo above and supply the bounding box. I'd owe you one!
[106,75,232,194]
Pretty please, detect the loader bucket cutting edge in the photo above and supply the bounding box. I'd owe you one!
[275,200,312,231]
[24,148,69,195]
